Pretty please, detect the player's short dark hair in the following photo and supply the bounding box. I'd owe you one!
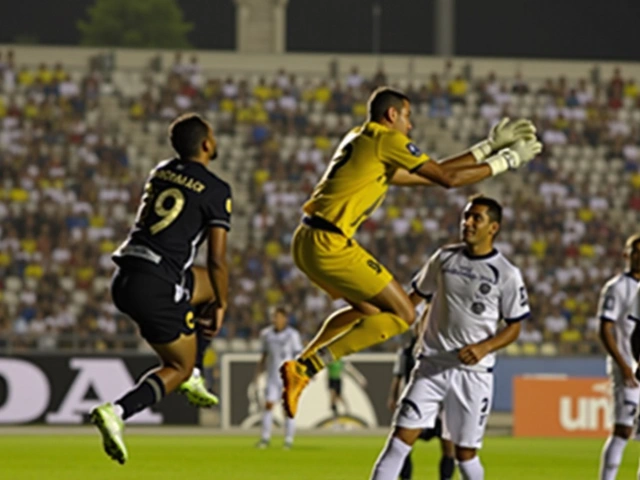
[367,87,410,122]
[468,194,503,225]
[625,234,640,252]
[270,305,288,317]
[168,113,210,158]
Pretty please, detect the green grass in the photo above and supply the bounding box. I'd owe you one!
[2,434,639,479]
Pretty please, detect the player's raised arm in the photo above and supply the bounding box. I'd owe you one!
[414,138,542,189]
[389,117,539,187]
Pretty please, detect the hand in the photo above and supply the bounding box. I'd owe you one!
[501,138,543,169]
[458,343,490,366]
[622,364,639,388]
[489,117,537,151]
[197,304,226,339]
[387,398,397,412]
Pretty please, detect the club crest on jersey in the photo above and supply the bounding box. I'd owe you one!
[479,283,491,295]
[471,302,486,314]
[367,259,382,274]
[604,295,615,311]
[406,142,422,157]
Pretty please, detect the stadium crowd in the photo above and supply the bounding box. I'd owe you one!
[1,49,639,355]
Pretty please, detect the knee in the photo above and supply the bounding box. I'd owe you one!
[393,427,419,447]
[455,446,477,462]
[613,424,633,440]
[165,359,194,383]
[394,300,415,326]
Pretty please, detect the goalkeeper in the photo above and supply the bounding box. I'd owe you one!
[280,87,542,419]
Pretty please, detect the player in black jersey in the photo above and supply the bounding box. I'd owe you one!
[90,113,232,464]
[388,332,455,480]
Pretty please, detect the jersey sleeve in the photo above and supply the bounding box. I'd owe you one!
[392,347,405,377]
[500,269,530,323]
[203,180,232,231]
[411,250,440,301]
[597,280,623,322]
[378,131,430,172]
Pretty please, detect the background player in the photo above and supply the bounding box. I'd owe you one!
[371,195,529,480]
[281,86,541,418]
[255,306,302,449]
[597,234,640,480]
[90,113,232,464]
[327,359,367,422]
[389,331,455,480]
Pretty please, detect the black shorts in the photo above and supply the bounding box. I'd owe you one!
[111,262,195,344]
[328,378,342,396]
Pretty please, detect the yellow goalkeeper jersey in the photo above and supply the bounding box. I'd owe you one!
[302,121,430,238]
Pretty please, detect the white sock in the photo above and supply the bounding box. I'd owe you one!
[192,367,201,379]
[600,435,628,480]
[459,456,484,480]
[285,417,295,444]
[112,403,124,419]
[370,436,412,480]
[261,409,273,442]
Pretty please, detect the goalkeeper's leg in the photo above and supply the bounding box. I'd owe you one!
[280,279,415,418]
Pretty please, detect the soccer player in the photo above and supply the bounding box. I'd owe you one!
[280,86,541,418]
[90,113,232,464]
[371,196,529,480]
[597,234,640,480]
[255,306,302,449]
[327,359,367,421]
[389,332,455,480]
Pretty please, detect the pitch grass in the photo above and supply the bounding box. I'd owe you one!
[2,434,639,479]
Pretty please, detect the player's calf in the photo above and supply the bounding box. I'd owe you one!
[370,430,418,480]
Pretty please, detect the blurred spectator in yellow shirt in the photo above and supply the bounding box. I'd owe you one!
[448,74,468,103]
[36,63,53,85]
[314,81,332,104]
[17,67,34,87]
[253,77,272,102]
[624,79,638,99]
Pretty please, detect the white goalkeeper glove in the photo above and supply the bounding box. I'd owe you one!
[471,117,537,162]
[486,138,543,176]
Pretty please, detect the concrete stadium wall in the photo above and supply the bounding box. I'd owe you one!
[3,44,640,81]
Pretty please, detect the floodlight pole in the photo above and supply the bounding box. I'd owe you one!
[434,0,455,57]
[372,1,382,55]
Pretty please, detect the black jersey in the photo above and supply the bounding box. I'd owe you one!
[113,158,232,285]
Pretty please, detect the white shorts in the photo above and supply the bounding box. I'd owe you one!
[611,369,640,427]
[265,378,283,403]
[393,360,493,449]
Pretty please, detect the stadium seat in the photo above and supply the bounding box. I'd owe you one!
[539,343,558,356]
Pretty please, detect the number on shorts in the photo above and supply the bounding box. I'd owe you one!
[479,397,489,426]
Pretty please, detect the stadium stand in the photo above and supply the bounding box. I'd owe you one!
[1,48,639,356]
